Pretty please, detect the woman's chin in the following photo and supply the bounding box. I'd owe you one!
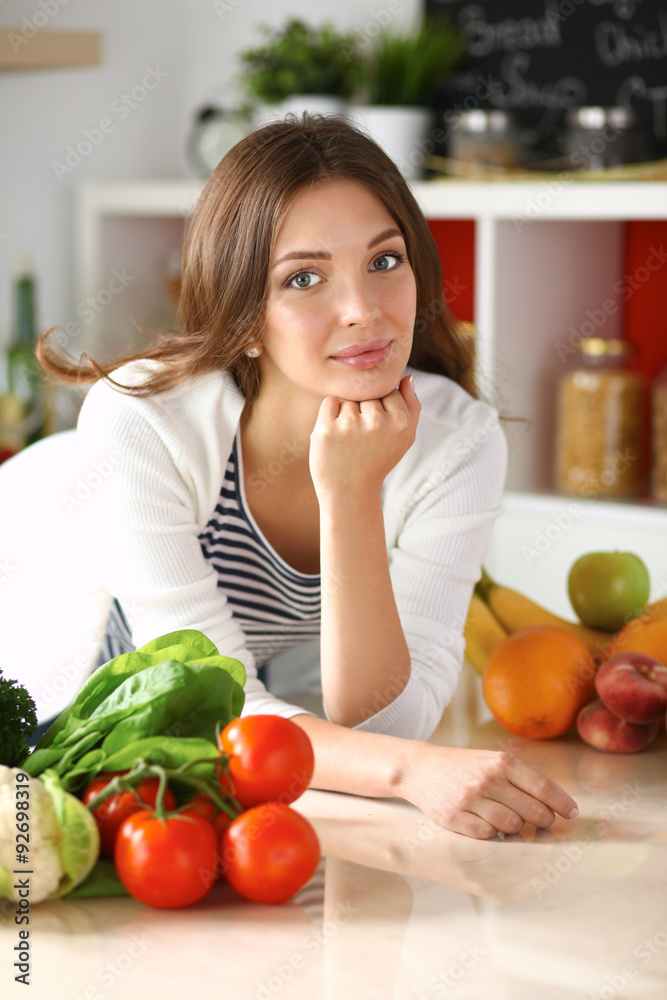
[335,362,409,402]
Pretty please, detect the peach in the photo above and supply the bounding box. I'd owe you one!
[576,699,659,753]
[595,652,667,724]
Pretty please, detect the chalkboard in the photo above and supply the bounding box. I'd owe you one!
[426,0,667,159]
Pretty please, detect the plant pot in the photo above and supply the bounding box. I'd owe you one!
[346,106,434,180]
[253,95,347,128]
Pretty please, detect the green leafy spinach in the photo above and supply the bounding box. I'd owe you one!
[21,630,245,792]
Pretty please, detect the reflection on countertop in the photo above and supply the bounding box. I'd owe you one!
[2,700,666,1000]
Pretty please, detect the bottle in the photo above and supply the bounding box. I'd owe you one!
[554,337,647,500]
[0,393,26,463]
[651,363,667,505]
[5,255,44,447]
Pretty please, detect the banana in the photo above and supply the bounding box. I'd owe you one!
[463,593,509,675]
[477,569,614,658]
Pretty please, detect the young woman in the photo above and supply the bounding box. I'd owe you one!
[37,114,578,839]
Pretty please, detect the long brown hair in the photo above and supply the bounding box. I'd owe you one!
[37,114,475,403]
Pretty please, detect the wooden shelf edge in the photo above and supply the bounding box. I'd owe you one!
[0,28,101,70]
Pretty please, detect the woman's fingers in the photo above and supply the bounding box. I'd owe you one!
[482,786,556,833]
[347,397,383,421]
[385,377,420,441]
[507,758,579,821]
[398,373,420,421]
[324,376,419,434]
[449,812,500,841]
[467,746,578,827]
[478,756,575,829]
[314,395,343,428]
[317,385,416,444]
[505,790,556,831]
[402,746,579,841]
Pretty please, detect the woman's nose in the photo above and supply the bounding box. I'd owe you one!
[335,276,381,327]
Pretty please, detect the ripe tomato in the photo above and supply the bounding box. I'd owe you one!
[218,715,315,808]
[115,809,219,908]
[184,793,235,833]
[221,802,320,904]
[82,774,176,857]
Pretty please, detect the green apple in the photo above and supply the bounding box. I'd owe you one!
[567,551,650,631]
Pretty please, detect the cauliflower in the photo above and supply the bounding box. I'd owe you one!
[0,766,99,904]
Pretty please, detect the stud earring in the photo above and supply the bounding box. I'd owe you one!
[245,345,263,358]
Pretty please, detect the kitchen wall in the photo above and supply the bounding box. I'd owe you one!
[0,0,422,361]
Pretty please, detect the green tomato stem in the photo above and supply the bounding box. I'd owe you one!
[82,756,243,820]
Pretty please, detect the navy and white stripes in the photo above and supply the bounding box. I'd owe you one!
[197,432,322,666]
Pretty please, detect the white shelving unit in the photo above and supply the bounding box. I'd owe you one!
[74,177,667,608]
[74,181,202,365]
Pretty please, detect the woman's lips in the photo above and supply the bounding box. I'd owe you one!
[331,339,391,369]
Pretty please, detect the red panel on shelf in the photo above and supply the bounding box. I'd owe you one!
[427,219,475,323]
[623,220,667,380]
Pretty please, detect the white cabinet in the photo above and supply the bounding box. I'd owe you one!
[74,177,667,606]
[74,181,201,364]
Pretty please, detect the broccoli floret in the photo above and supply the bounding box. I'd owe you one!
[0,669,37,767]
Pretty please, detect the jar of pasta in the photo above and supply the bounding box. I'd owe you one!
[651,363,667,505]
[554,338,647,499]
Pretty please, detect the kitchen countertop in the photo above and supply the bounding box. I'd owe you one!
[2,689,666,1000]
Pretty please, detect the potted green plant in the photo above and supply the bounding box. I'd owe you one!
[237,18,365,124]
[350,16,463,179]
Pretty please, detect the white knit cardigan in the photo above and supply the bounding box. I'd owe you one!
[74,361,507,741]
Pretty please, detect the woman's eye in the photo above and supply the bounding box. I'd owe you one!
[372,252,406,272]
[285,252,406,288]
[287,270,322,289]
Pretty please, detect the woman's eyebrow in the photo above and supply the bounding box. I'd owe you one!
[272,227,404,268]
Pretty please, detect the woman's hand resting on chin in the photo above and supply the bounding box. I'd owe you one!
[309,374,420,502]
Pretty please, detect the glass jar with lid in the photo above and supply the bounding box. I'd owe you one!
[651,363,667,505]
[554,337,648,499]
[446,110,524,170]
[562,106,649,170]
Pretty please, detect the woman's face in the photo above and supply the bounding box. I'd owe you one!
[256,179,417,404]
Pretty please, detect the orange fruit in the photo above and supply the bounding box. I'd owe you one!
[603,617,667,666]
[482,625,596,739]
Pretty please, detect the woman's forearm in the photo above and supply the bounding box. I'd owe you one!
[318,490,410,727]
[290,712,580,841]
[290,713,408,798]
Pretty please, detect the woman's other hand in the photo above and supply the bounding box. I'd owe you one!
[396,742,579,840]
[309,373,420,501]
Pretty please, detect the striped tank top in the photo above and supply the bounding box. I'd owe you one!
[99,428,322,673]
